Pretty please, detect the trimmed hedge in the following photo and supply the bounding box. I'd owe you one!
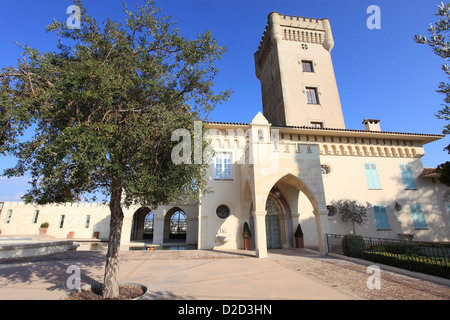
[341,234,367,258]
[363,251,450,279]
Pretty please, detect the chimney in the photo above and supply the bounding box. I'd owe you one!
[362,119,381,132]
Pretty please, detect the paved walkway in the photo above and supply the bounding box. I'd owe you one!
[0,248,449,300]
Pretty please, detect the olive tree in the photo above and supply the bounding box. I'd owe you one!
[0,0,230,298]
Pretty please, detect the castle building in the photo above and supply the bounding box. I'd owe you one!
[0,13,448,257]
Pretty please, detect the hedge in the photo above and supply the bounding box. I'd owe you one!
[363,251,450,279]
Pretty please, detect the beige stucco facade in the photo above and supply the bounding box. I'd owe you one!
[0,12,449,257]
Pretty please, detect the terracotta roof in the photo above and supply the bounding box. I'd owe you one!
[206,121,444,142]
[420,167,439,177]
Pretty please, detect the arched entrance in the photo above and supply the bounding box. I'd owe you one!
[265,195,281,248]
[130,207,153,241]
[265,192,292,249]
[164,208,187,243]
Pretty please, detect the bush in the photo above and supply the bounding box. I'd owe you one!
[363,251,450,279]
[294,224,303,238]
[40,222,49,228]
[341,234,366,258]
[243,222,251,239]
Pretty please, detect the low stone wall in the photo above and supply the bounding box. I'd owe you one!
[0,238,79,260]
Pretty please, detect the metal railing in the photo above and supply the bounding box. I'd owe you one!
[326,234,450,279]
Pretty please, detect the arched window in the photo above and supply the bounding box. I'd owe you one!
[144,211,154,238]
[170,210,187,237]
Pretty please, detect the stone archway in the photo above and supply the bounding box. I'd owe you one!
[130,207,152,241]
[164,208,187,243]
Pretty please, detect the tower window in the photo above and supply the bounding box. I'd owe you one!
[306,87,319,104]
[310,122,324,128]
[302,60,314,72]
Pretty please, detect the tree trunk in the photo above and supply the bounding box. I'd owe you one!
[103,183,124,299]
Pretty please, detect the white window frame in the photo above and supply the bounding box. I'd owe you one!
[214,151,233,180]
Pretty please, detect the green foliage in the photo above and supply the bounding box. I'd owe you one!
[0,0,231,298]
[0,0,231,206]
[364,251,450,279]
[341,234,366,258]
[414,3,450,185]
[294,224,303,238]
[40,222,49,228]
[436,161,450,186]
[332,199,367,233]
[243,222,251,239]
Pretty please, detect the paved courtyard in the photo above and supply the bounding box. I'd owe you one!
[0,247,449,300]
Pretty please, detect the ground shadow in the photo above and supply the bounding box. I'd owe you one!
[0,250,106,293]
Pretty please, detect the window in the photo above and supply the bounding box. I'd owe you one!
[306,87,319,104]
[59,215,65,228]
[5,209,12,224]
[216,205,230,219]
[364,163,381,189]
[310,122,323,129]
[410,204,428,229]
[214,152,232,180]
[399,164,417,189]
[327,205,337,217]
[32,210,39,224]
[321,164,331,175]
[170,210,187,235]
[302,60,314,72]
[0,202,4,217]
[144,211,154,236]
[85,215,91,228]
[373,205,390,230]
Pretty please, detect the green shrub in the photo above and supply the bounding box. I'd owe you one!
[243,222,251,239]
[363,251,450,279]
[341,234,366,258]
[294,224,303,238]
[40,222,49,228]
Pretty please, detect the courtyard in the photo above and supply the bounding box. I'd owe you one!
[0,247,449,301]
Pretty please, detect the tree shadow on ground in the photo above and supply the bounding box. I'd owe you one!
[0,251,106,293]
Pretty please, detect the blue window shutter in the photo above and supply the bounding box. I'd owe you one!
[400,164,417,189]
[364,163,381,189]
[410,204,427,229]
[374,205,390,230]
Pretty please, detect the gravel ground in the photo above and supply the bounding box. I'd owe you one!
[268,249,450,300]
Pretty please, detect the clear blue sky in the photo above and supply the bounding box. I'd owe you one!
[0,0,448,201]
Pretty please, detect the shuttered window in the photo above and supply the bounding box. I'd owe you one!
[373,205,390,230]
[364,163,381,189]
[410,204,427,229]
[399,164,417,189]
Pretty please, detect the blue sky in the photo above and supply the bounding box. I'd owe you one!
[0,0,449,201]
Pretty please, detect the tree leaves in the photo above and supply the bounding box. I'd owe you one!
[0,0,231,206]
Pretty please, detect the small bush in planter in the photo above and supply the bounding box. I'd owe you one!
[40,222,49,229]
[294,224,304,248]
[243,222,251,239]
[341,233,366,258]
[243,222,252,250]
[294,224,303,238]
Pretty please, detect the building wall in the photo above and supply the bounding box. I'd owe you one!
[319,153,450,242]
[0,202,111,240]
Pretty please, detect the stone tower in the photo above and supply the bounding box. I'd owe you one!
[254,12,346,129]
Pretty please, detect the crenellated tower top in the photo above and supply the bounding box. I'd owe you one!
[254,12,345,129]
